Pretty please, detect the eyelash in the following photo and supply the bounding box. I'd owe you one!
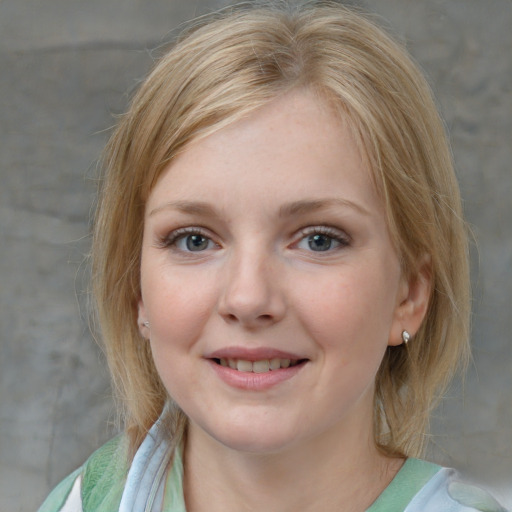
[158,227,217,252]
[294,225,351,252]
[157,225,350,254]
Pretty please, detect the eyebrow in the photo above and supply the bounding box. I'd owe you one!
[149,198,370,218]
[278,198,370,218]
[149,200,218,218]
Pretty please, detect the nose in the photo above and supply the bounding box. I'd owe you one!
[218,247,286,329]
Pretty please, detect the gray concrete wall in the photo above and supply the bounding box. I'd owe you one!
[0,1,510,510]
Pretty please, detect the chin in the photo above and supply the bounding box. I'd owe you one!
[193,416,302,455]
[218,432,298,455]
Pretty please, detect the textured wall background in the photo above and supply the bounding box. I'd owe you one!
[0,1,510,510]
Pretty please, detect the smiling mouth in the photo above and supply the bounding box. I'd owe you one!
[212,358,306,373]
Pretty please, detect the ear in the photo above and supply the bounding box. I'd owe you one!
[388,255,432,346]
[137,299,151,339]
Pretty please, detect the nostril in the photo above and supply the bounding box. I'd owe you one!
[224,313,238,323]
[221,311,276,327]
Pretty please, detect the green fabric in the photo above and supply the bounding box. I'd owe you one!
[162,444,187,511]
[366,458,441,512]
[81,435,129,512]
[37,435,129,512]
[37,467,82,512]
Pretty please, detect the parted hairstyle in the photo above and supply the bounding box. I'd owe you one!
[92,0,470,459]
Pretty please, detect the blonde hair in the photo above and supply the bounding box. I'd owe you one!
[92,0,470,459]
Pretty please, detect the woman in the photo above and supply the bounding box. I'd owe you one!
[39,2,507,511]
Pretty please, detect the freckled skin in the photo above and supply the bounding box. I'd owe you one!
[138,90,413,455]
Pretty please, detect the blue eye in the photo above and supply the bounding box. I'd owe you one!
[183,234,210,251]
[304,233,339,251]
[296,227,349,252]
[175,233,214,252]
[163,229,217,253]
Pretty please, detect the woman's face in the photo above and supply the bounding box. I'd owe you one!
[138,90,416,454]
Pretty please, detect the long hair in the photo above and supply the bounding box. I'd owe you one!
[92,1,470,459]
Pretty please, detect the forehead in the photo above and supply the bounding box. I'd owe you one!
[147,90,381,215]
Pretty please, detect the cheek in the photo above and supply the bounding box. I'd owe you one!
[141,263,218,350]
[293,264,398,354]
[143,269,218,401]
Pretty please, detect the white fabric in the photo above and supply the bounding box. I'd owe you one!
[119,419,173,512]
[59,475,83,512]
[405,468,508,512]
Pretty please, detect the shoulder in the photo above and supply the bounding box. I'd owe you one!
[406,465,508,512]
[37,435,129,512]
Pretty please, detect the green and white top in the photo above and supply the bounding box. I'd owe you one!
[38,420,508,512]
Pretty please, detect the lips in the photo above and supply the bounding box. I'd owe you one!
[206,347,308,389]
[215,357,301,373]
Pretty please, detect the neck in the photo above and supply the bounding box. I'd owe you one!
[183,418,403,512]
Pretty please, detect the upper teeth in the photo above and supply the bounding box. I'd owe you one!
[218,358,296,373]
